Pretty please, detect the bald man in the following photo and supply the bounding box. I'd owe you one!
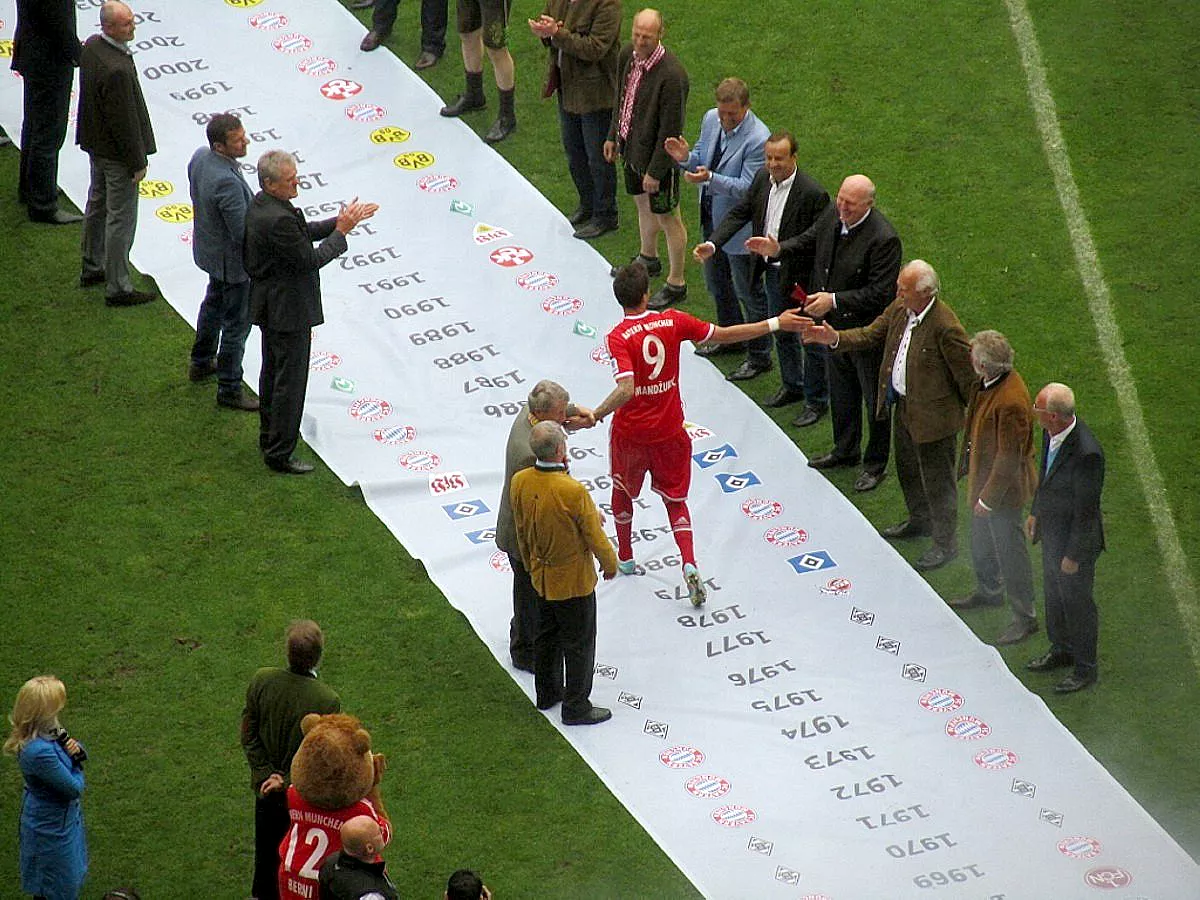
[317,815,398,900]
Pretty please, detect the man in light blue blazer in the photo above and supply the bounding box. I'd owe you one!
[665,77,770,381]
[187,113,258,411]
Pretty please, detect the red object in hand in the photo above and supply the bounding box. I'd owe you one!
[790,284,808,308]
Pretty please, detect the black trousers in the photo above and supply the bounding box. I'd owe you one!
[1042,548,1098,677]
[534,591,596,720]
[253,790,288,900]
[829,347,890,471]
[507,552,539,668]
[18,66,74,217]
[374,0,448,54]
[892,404,960,552]
[259,327,311,465]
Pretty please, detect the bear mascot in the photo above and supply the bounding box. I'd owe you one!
[277,713,391,900]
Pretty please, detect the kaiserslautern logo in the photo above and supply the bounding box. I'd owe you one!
[945,715,991,740]
[373,425,416,445]
[488,550,511,573]
[397,450,441,472]
[741,497,783,519]
[763,525,808,547]
[820,577,852,595]
[658,746,704,769]
[472,223,511,244]
[248,12,288,29]
[429,471,468,495]
[974,748,1019,770]
[515,271,559,291]
[711,805,757,828]
[346,103,387,122]
[298,56,337,76]
[542,295,583,316]
[319,78,363,100]
[1083,866,1133,889]
[442,499,488,520]
[692,443,737,469]
[465,528,494,545]
[348,398,392,422]
[786,550,835,573]
[1058,836,1102,860]
[685,775,731,800]
[716,471,761,493]
[272,33,312,53]
[416,174,458,193]
[309,351,342,371]
[489,245,533,267]
[918,688,964,713]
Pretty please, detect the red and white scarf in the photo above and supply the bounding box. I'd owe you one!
[617,44,666,141]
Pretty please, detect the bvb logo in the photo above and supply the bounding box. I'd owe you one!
[224,0,264,7]
[155,203,194,224]
[0,40,14,58]
[393,151,435,171]
[370,126,411,144]
[138,180,173,200]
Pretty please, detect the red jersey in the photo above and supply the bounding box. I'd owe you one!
[278,786,391,900]
[606,309,713,441]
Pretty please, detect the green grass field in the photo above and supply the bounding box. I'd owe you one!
[1,0,1197,895]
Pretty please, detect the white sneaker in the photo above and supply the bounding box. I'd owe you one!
[683,563,706,607]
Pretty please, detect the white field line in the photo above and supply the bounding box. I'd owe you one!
[1003,0,1200,670]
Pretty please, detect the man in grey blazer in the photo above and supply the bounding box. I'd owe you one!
[243,150,377,475]
[187,114,257,411]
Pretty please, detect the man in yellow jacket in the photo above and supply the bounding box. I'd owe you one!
[511,421,618,725]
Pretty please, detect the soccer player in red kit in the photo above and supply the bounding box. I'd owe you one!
[591,263,806,606]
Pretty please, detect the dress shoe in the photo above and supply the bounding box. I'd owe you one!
[359,30,383,52]
[563,706,612,726]
[726,359,771,382]
[30,208,83,225]
[79,271,105,288]
[948,592,1004,610]
[807,452,859,470]
[440,93,486,117]
[567,206,592,226]
[188,360,217,383]
[217,392,260,412]
[266,458,315,475]
[995,619,1039,646]
[349,0,374,8]
[413,50,440,70]
[792,404,827,428]
[913,545,957,572]
[879,519,930,539]
[1054,671,1097,693]
[647,282,686,310]
[1026,650,1073,672]
[483,116,516,144]
[609,253,661,278]
[573,219,618,240]
[763,387,806,409]
[695,341,743,358]
[105,290,156,307]
[853,469,886,492]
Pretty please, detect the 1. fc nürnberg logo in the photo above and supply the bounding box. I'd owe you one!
[348,398,392,422]
[918,688,964,713]
[658,746,704,769]
[272,33,312,53]
[397,450,440,472]
[741,497,783,520]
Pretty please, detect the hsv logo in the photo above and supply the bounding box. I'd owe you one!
[442,499,488,520]
[973,748,1019,771]
[918,688,964,713]
[945,715,991,740]
[542,295,583,316]
[369,125,411,144]
[416,174,458,193]
[711,805,757,828]
[248,12,288,29]
[397,450,441,472]
[348,398,392,422]
[692,443,737,469]
[346,103,387,122]
[684,775,731,800]
[297,56,337,77]
[489,245,533,267]
[715,471,762,493]
[465,528,495,545]
[488,550,511,573]
[272,33,312,54]
[138,179,173,199]
[154,203,193,224]
[741,497,783,520]
[1083,866,1133,889]
[319,78,363,100]
[786,550,836,573]
[472,223,511,245]
[308,351,342,371]
[1058,836,1102,860]
[763,525,808,547]
[589,346,611,366]
[683,421,714,441]
[658,746,704,769]
[429,471,469,495]
[372,425,416,445]
[515,271,558,291]
[819,577,852,595]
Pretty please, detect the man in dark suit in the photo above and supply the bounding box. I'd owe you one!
[801,260,977,571]
[76,1,157,307]
[751,174,902,490]
[243,150,378,475]
[603,8,688,308]
[704,132,830,420]
[12,0,82,224]
[1024,383,1106,693]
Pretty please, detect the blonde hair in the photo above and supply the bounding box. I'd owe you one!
[4,676,66,755]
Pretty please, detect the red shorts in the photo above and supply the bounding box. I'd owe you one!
[610,428,691,502]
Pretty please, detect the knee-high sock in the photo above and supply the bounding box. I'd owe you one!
[612,488,634,561]
[664,499,696,567]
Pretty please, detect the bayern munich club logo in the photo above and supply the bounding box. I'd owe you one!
[309,351,342,372]
[416,174,458,193]
[489,551,511,574]
[348,398,392,422]
[1083,866,1133,889]
[372,425,416,445]
[515,271,558,291]
[918,688,965,713]
[589,346,611,366]
[298,56,337,76]
[248,12,289,30]
[763,525,808,547]
[973,748,1019,770]
[542,295,583,316]
[741,497,783,520]
[1058,836,1102,860]
[945,715,991,740]
[397,450,440,472]
[345,103,386,123]
[711,805,757,828]
[272,33,312,54]
[685,775,731,800]
[659,746,704,769]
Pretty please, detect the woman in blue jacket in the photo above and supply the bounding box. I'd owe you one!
[4,675,88,900]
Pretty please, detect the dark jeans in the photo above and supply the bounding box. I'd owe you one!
[507,552,539,668]
[893,405,959,551]
[829,347,890,470]
[18,66,74,217]
[192,277,252,397]
[764,266,827,403]
[558,100,616,224]
[534,591,597,720]
[259,328,312,465]
[970,506,1035,622]
[374,0,448,54]
[1043,548,1098,677]
[253,789,288,900]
